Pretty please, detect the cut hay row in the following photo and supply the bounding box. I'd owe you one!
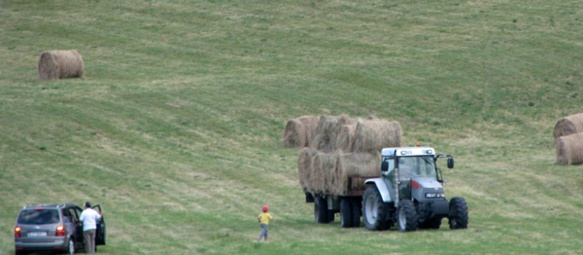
[553,113,583,140]
[38,50,84,80]
[555,133,583,165]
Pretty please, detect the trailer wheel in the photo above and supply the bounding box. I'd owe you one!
[314,196,328,223]
[350,199,361,227]
[448,197,468,229]
[340,199,353,228]
[362,185,391,231]
[397,200,418,232]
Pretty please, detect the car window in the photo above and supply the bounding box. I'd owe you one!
[62,208,75,223]
[17,209,60,225]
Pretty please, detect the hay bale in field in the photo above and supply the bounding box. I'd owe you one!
[352,119,402,153]
[553,113,583,140]
[333,153,380,194]
[555,133,583,165]
[314,115,355,152]
[283,115,319,148]
[38,50,84,80]
[298,148,318,191]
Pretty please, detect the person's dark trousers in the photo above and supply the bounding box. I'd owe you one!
[83,229,96,253]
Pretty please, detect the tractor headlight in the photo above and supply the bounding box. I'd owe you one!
[425,193,445,198]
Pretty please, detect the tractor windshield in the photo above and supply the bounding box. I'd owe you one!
[397,156,436,181]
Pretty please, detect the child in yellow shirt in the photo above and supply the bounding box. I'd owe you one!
[257,205,274,241]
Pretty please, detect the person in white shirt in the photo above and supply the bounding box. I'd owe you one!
[79,202,102,254]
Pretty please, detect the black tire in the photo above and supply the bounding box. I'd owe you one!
[314,196,328,224]
[340,199,353,228]
[350,199,361,227]
[448,197,468,229]
[66,238,75,255]
[362,186,391,231]
[397,200,418,232]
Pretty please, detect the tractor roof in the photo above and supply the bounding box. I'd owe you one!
[381,147,436,157]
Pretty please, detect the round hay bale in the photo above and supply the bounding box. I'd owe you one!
[283,115,319,148]
[333,153,380,194]
[314,115,355,152]
[298,148,318,192]
[310,151,338,195]
[352,120,402,153]
[553,113,583,140]
[38,50,84,80]
[335,123,357,152]
[555,133,583,165]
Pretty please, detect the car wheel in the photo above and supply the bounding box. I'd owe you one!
[67,238,75,255]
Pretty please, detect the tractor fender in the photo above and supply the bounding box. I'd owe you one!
[364,178,392,203]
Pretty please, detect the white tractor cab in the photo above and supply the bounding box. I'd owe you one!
[362,147,468,231]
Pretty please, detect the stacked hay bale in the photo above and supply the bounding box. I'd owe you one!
[283,115,319,148]
[554,113,583,165]
[287,115,402,196]
[38,50,84,80]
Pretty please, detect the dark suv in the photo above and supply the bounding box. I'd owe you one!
[14,203,106,255]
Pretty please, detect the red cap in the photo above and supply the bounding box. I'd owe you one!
[262,205,268,212]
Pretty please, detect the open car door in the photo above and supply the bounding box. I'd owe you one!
[92,204,106,246]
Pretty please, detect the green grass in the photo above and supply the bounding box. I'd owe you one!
[1,0,583,254]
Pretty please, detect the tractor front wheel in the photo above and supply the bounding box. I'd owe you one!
[448,197,468,229]
[397,200,418,232]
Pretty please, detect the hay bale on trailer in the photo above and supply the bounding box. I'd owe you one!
[298,148,318,192]
[352,119,402,153]
[309,151,338,195]
[335,123,357,152]
[38,50,84,80]
[555,133,583,165]
[283,115,319,148]
[332,153,381,195]
[314,115,355,152]
[553,113,583,140]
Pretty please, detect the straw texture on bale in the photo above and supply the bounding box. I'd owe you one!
[352,120,402,153]
[38,50,84,80]
[309,152,338,195]
[298,148,318,191]
[333,153,381,194]
[314,115,355,152]
[283,115,319,148]
[555,133,583,165]
[335,123,357,152]
[553,113,583,140]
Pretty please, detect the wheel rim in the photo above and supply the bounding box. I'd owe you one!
[398,207,406,230]
[365,196,377,223]
[68,239,75,255]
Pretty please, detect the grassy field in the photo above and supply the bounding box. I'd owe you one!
[1,0,582,254]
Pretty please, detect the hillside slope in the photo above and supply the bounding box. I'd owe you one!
[1,1,582,254]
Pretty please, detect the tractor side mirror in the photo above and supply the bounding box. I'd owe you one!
[447,158,454,169]
[381,161,389,172]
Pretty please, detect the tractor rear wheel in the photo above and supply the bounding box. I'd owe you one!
[397,200,418,232]
[362,186,391,231]
[448,197,468,229]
